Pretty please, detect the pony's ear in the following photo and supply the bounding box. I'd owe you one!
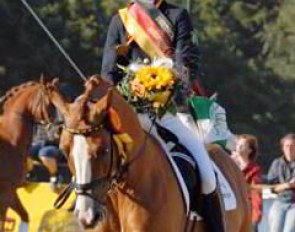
[45,78,60,93]
[85,75,100,91]
[90,89,118,127]
[52,78,60,87]
[95,88,113,111]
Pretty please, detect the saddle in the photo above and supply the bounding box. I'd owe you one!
[155,122,203,214]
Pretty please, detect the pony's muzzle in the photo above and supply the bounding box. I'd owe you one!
[75,199,106,228]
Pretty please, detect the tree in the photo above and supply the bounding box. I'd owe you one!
[0,0,103,89]
[177,0,295,169]
[262,0,295,80]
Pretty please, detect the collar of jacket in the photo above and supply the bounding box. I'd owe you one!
[132,0,165,8]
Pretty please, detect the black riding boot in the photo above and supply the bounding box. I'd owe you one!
[202,189,226,232]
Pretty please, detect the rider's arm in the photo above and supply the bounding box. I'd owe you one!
[174,9,201,80]
[267,158,294,193]
[272,182,294,193]
[101,15,121,84]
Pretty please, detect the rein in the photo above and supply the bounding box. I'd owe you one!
[54,118,135,209]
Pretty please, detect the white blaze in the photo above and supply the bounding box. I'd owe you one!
[72,135,95,225]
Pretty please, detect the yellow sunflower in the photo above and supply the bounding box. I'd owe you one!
[134,66,176,91]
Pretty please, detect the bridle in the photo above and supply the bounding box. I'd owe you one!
[54,114,131,209]
[32,83,56,126]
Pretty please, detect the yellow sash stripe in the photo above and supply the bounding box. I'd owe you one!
[119,8,168,59]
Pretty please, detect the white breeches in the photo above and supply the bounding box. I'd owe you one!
[138,113,217,194]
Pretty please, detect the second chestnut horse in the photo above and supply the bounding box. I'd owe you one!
[0,79,59,232]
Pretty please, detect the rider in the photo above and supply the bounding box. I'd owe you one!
[101,1,225,231]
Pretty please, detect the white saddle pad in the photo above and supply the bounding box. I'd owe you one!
[211,161,237,211]
[169,152,237,220]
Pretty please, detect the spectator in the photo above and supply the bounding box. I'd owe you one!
[27,82,80,190]
[28,123,64,190]
[231,134,263,232]
[267,133,295,232]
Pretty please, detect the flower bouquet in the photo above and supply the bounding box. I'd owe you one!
[117,58,179,116]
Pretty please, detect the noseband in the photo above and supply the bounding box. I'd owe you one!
[63,124,104,136]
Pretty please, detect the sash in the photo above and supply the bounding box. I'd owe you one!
[119,1,174,59]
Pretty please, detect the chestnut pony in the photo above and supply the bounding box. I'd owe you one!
[53,76,251,232]
[0,79,58,232]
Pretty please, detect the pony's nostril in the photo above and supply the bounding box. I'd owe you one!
[76,205,104,228]
[78,214,97,228]
[78,214,90,226]
[79,217,88,227]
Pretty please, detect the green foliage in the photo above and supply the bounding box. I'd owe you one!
[0,0,294,170]
[262,0,295,80]
[0,0,102,88]
[173,0,295,169]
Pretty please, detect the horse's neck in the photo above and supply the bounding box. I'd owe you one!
[1,89,36,147]
[1,111,34,148]
[107,133,181,230]
[120,133,171,197]
[110,96,169,191]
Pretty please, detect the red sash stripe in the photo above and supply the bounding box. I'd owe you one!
[128,3,173,57]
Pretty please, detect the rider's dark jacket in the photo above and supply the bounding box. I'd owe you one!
[101,1,201,85]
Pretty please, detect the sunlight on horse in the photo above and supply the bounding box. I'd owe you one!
[53,75,251,232]
[0,79,59,232]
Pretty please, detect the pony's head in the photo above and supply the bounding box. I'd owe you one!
[1,76,60,125]
[54,75,138,227]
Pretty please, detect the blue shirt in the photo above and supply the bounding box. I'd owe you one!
[267,156,295,203]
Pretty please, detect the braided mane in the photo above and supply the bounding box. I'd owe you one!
[0,81,38,110]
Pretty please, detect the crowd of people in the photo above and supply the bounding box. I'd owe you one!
[231,133,295,232]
